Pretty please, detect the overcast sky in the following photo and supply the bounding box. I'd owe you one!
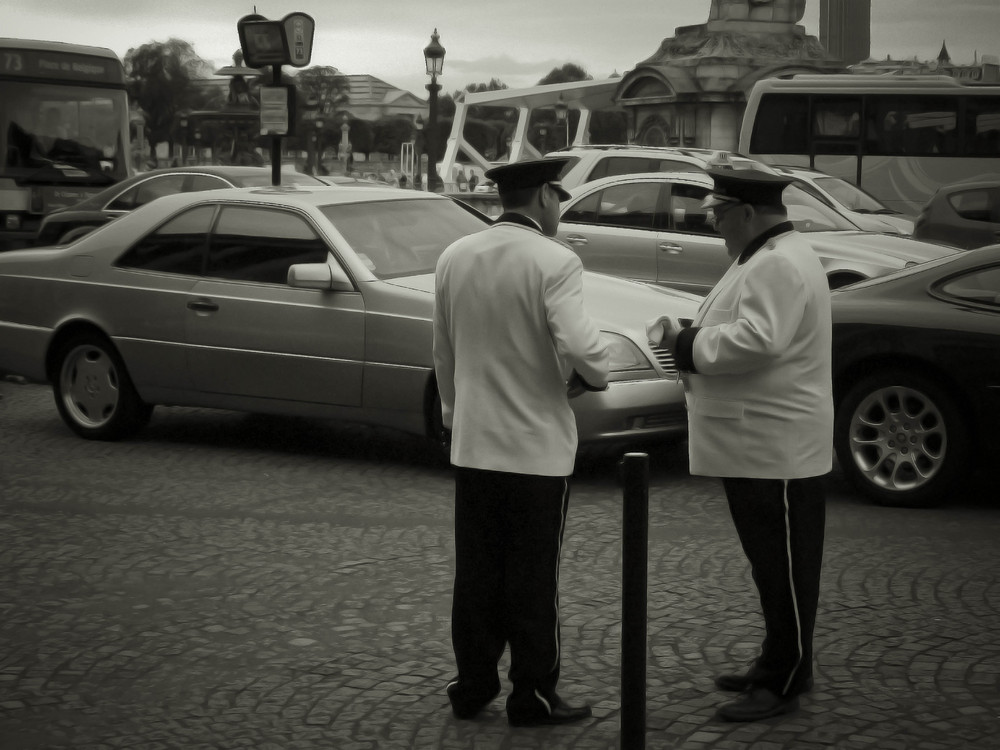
[3,1,998,98]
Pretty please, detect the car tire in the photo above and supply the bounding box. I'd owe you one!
[834,368,969,508]
[53,333,153,440]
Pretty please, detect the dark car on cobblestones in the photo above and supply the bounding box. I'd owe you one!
[831,244,1000,507]
[0,185,697,448]
[33,166,326,246]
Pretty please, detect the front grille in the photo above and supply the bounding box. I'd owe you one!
[649,345,679,377]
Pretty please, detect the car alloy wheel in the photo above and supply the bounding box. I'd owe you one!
[834,369,969,508]
[53,332,153,440]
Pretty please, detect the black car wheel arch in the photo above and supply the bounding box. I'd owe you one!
[51,330,153,440]
[834,367,971,508]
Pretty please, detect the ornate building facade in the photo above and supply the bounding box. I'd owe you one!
[613,0,845,150]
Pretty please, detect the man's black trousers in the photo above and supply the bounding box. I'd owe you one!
[451,467,570,707]
[722,476,826,698]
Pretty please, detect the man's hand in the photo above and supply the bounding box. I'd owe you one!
[645,314,675,347]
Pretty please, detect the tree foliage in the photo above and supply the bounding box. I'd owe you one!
[124,39,213,157]
[292,66,351,118]
[537,63,591,87]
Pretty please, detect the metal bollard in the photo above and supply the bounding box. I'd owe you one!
[620,452,648,750]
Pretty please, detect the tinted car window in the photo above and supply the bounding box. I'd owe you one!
[188,174,233,192]
[132,175,189,210]
[116,205,215,274]
[947,188,1000,223]
[562,192,601,224]
[207,207,329,284]
[670,184,715,235]
[938,265,1000,307]
[106,183,142,211]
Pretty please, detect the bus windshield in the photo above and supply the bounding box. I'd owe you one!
[3,80,126,184]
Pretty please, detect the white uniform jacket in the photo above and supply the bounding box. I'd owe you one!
[681,227,833,479]
[433,215,609,477]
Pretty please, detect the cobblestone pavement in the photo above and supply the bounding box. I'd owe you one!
[1,380,998,749]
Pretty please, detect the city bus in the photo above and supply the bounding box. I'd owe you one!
[1,38,131,250]
[738,75,1000,215]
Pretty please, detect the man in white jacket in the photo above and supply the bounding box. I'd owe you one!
[433,158,609,727]
[656,166,833,722]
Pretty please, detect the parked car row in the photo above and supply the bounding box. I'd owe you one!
[2,154,997,510]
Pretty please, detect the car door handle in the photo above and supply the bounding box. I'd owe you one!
[187,298,219,313]
[564,234,589,246]
[659,243,684,254]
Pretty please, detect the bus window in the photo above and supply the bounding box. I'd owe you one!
[866,96,958,156]
[812,97,861,154]
[749,94,809,154]
[967,96,1000,156]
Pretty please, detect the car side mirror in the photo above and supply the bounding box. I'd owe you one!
[287,262,354,292]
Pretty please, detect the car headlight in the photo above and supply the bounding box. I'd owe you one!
[600,331,657,382]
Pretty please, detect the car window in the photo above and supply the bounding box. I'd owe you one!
[782,184,858,232]
[206,207,330,284]
[562,192,601,224]
[106,183,142,211]
[320,198,488,279]
[132,175,190,209]
[937,265,1000,306]
[189,174,233,192]
[813,176,887,213]
[669,184,716,235]
[947,188,1000,223]
[587,156,700,182]
[593,183,659,229]
[115,205,215,274]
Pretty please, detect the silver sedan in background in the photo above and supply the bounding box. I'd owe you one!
[557,171,957,295]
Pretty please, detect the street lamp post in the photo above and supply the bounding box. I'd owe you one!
[340,114,351,174]
[423,29,445,192]
[554,94,569,149]
[413,116,424,189]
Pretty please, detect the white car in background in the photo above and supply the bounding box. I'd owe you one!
[771,165,916,236]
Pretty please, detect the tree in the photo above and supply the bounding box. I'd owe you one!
[292,66,351,121]
[125,39,213,162]
[537,63,591,87]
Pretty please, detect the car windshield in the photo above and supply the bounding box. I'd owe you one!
[813,176,892,214]
[782,184,859,232]
[320,198,488,279]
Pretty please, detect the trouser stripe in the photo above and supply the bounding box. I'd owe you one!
[550,479,569,676]
[781,479,805,696]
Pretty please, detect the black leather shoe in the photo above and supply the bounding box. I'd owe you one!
[508,696,593,727]
[715,687,799,722]
[447,680,501,720]
[714,671,759,692]
[715,671,813,693]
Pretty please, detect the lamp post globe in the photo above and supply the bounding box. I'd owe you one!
[422,29,445,192]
